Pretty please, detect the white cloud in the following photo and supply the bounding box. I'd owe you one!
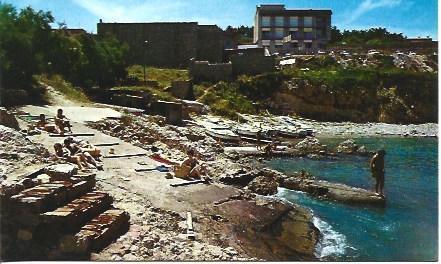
[345,0,402,24]
[72,0,187,23]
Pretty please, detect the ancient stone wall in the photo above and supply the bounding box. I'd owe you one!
[196,25,224,63]
[190,61,233,83]
[230,52,275,76]
[98,22,224,68]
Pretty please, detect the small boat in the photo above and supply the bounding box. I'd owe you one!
[206,127,240,142]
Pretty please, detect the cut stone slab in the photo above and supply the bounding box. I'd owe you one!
[10,181,73,213]
[75,209,130,251]
[41,191,112,230]
[44,164,78,181]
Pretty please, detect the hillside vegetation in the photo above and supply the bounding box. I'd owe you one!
[196,56,437,124]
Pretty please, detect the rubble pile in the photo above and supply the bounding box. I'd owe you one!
[88,114,252,181]
[392,53,436,72]
[88,115,221,161]
[93,182,249,261]
[328,52,437,72]
[0,125,50,180]
[0,166,130,261]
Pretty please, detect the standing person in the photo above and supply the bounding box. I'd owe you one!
[370,149,386,196]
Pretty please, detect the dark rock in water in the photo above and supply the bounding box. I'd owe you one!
[247,176,278,195]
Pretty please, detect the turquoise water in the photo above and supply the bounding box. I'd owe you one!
[268,137,438,261]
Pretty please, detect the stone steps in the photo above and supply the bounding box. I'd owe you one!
[46,209,130,260]
[41,191,113,231]
[76,209,130,251]
[2,164,130,261]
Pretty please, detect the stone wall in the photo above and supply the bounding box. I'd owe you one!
[196,25,224,63]
[229,48,275,76]
[190,60,233,83]
[98,22,225,68]
[112,94,147,110]
[165,80,194,100]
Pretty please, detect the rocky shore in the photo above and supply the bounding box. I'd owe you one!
[2,104,437,261]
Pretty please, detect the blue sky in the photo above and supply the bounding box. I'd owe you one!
[4,0,438,39]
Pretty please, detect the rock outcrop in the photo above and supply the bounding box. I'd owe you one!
[336,139,369,155]
[215,197,319,261]
[247,175,278,195]
[0,107,19,130]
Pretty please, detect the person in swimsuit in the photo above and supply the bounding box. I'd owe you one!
[179,149,207,179]
[54,109,72,134]
[54,143,88,170]
[63,138,102,170]
[36,114,61,134]
[370,149,386,196]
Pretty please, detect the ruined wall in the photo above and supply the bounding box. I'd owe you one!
[98,22,225,68]
[190,61,233,83]
[230,53,275,76]
[196,25,224,63]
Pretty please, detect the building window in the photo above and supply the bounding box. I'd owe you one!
[274,28,284,39]
[304,28,313,39]
[289,16,299,27]
[304,16,313,27]
[275,16,284,27]
[262,31,272,40]
[289,28,300,38]
[305,42,313,49]
[261,16,271,27]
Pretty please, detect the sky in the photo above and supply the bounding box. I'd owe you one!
[3,0,439,39]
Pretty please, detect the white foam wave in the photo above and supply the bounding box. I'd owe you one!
[314,216,352,259]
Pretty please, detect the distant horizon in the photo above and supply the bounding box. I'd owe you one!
[3,0,438,40]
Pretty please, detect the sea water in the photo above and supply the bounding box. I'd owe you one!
[268,137,438,261]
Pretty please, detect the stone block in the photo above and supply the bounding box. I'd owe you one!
[41,191,112,229]
[76,209,130,251]
[44,164,78,181]
[166,80,193,99]
[67,180,95,201]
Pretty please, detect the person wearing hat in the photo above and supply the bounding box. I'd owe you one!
[370,149,386,196]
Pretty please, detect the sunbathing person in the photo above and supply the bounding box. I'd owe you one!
[174,149,208,180]
[63,138,103,170]
[54,108,72,133]
[36,114,61,134]
[65,137,101,159]
[54,143,91,171]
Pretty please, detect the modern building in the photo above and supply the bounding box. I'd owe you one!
[254,4,332,54]
[97,20,227,68]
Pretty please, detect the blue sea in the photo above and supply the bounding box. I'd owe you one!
[267,137,438,261]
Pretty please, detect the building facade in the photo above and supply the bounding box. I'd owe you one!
[97,21,225,68]
[254,4,332,54]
